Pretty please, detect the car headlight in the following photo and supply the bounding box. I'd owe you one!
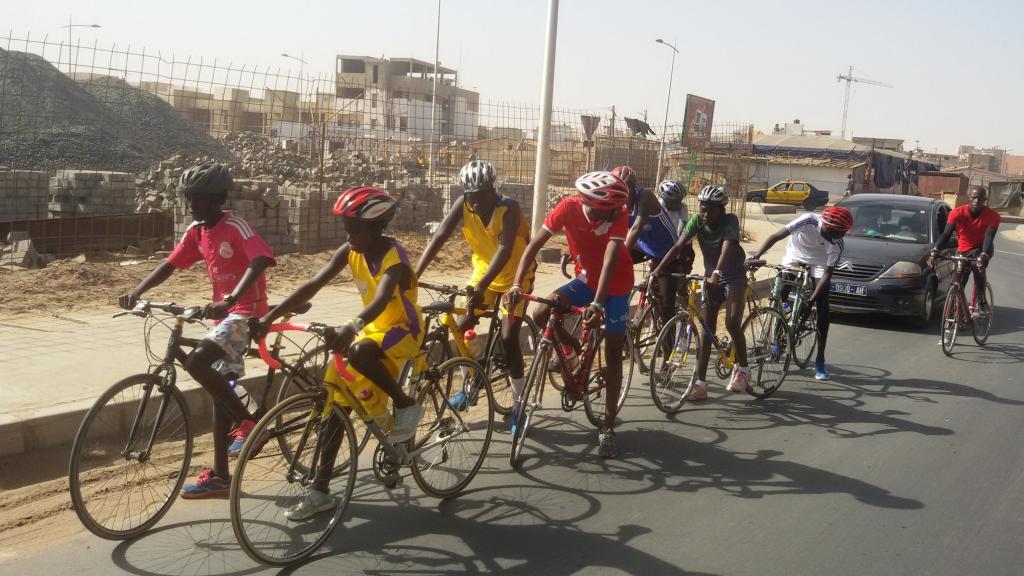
[878,261,923,279]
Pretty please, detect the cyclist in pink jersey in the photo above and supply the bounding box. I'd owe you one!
[118,163,275,499]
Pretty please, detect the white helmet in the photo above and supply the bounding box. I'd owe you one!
[697,184,728,205]
[574,171,630,210]
[657,180,687,202]
[459,160,496,192]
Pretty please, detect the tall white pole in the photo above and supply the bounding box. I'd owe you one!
[428,0,441,192]
[655,37,678,183]
[531,0,559,232]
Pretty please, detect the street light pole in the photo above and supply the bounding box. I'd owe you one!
[531,0,560,232]
[654,37,678,183]
[428,0,441,195]
[62,18,101,75]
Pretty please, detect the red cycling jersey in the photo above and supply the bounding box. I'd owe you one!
[947,205,1000,254]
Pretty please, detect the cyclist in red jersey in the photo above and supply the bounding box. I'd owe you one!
[930,185,1000,318]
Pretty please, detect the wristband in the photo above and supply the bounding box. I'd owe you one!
[712,269,722,277]
[223,293,237,306]
[589,301,605,311]
[510,284,522,290]
[348,317,366,331]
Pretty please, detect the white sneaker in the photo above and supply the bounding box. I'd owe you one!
[284,489,336,521]
[727,367,751,394]
[390,403,425,442]
[687,379,708,401]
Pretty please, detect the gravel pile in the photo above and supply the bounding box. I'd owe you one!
[0,47,230,172]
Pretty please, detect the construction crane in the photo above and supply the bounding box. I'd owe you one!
[836,66,892,140]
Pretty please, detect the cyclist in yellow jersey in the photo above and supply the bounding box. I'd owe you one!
[416,160,535,426]
[257,187,424,521]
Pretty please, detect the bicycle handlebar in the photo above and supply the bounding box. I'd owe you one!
[113,300,205,321]
[419,281,464,296]
[255,322,354,379]
[559,253,573,280]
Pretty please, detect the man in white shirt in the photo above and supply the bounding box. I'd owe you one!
[747,207,852,380]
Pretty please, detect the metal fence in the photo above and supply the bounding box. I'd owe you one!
[1,32,755,268]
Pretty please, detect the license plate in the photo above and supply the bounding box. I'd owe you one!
[830,282,867,296]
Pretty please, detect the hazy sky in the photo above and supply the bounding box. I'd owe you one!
[8,0,1022,154]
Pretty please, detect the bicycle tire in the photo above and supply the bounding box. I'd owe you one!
[582,328,634,429]
[69,373,192,540]
[744,307,792,399]
[410,357,494,498]
[275,344,371,462]
[483,316,539,415]
[510,342,550,469]
[941,287,960,357]
[231,391,358,566]
[971,283,994,346]
[648,314,699,414]
[791,308,819,370]
[631,305,660,376]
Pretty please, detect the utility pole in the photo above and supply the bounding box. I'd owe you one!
[530,0,560,231]
[836,66,892,140]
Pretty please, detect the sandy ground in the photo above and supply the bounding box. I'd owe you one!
[0,233,474,318]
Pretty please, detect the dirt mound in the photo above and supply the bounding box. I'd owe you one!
[0,48,229,172]
[0,233,473,318]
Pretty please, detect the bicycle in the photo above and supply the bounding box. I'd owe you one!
[230,320,494,566]
[68,299,316,540]
[935,253,994,356]
[418,281,539,415]
[759,262,819,370]
[509,293,635,468]
[648,264,791,413]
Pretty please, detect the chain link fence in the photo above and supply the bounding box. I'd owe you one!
[1,32,755,269]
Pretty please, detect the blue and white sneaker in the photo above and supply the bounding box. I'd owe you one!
[448,385,480,411]
[814,361,830,381]
[509,407,521,436]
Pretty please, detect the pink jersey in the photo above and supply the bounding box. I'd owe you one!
[167,213,276,316]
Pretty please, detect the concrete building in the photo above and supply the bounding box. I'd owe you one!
[852,137,904,151]
[334,55,480,142]
[957,145,1006,173]
[137,81,303,137]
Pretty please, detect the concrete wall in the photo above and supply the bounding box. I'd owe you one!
[49,171,136,217]
[0,170,49,222]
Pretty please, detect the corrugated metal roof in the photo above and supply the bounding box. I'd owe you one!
[755,155,865,169]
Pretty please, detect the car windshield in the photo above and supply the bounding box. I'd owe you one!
[845,205,930,243]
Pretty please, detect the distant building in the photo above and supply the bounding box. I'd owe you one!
[852,137,904,152]
[334,55,479,142]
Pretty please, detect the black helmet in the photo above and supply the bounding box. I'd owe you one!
[178,162,233,197]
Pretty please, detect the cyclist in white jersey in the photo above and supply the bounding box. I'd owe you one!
[748,207,853,380]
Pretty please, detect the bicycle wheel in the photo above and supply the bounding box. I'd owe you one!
[483,316,539,415]
[69,373,192,540]
[510,342,550,469]
[547,313,582,392]
[791,308,819,370]
[275,345,371,462]
[648,314,700,414]
[410,357,494,498]
[941,288,960,357]
[231,391,358,566]
[582,330,635,429]
[631,305,660,376]
[971,283,994,346]
[744,307,792,399]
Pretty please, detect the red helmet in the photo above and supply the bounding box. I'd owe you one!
[333,187,397,222]
[575,171,630,210]
[820,206,853,233]
[610,166,637,187]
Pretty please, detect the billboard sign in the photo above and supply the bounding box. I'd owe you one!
[681,94,715,147]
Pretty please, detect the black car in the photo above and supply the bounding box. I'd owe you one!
[829,194,953,327]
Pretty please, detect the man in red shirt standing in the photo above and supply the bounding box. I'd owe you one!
[507,171,633,458]
[930,185,1000,318]
[118,163,276,498]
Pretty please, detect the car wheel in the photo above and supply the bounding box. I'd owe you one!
[912,280,936,329]
[802,199,815,211]
[749,196,764,203]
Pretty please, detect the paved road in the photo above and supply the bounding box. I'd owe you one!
[3,230,1023,576]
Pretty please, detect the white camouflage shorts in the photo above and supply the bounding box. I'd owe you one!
[206,313,251,377]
